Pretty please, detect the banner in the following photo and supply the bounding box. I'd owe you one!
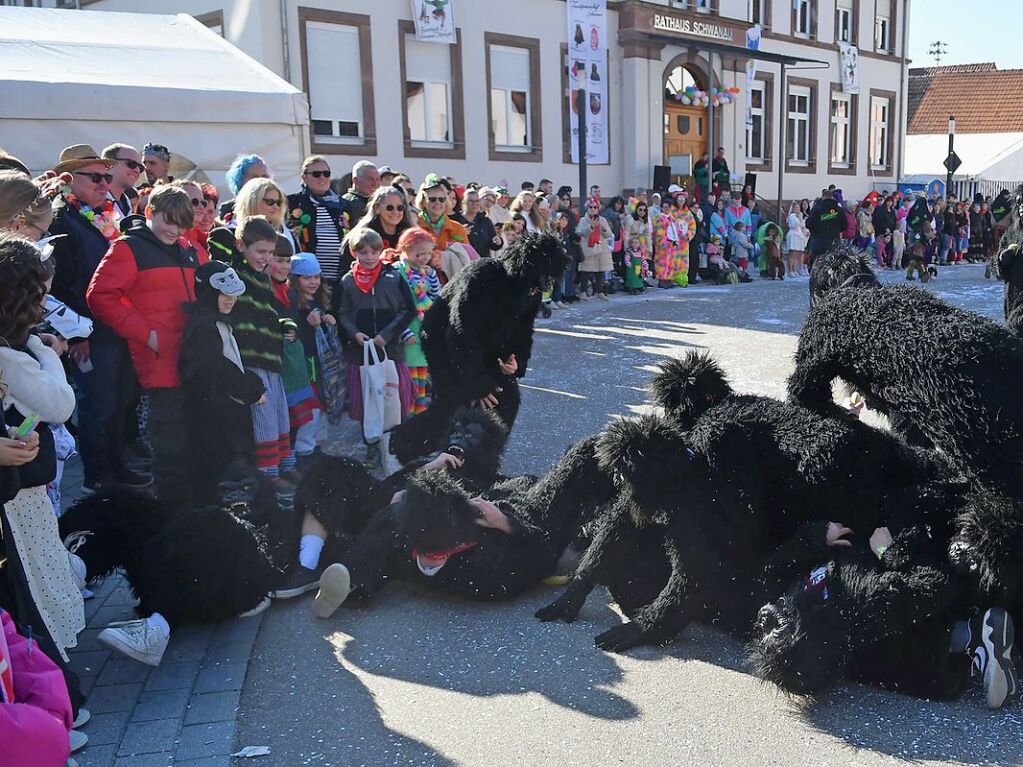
[567,0,608,165]
[410,0,456,45]
[744,58,758,128]
[839,42,860,94]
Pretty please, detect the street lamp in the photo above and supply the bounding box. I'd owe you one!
[946,115,956,198]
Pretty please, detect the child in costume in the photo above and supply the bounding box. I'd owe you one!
[624,234,648,294]
[267,236,321,468]
[178,260,266,503]
[764,223,785,280]
[288,251,335,458]
[391,229,442,415]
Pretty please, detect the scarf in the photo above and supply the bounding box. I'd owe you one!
[64,193,119,241]
[396,260,435,320]
[420,210,446,238]
[352,260,383,294]
[586,216,602,248]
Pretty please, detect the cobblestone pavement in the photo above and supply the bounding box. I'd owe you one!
[73,264,1023,766]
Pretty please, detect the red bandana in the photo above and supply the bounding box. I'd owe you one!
[352,261,383,294]
[411,539,478,564]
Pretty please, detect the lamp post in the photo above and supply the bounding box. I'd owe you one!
[945,115,955,198]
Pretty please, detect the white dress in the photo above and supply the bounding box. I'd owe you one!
[0,336,83,660]
[786,212,808,251]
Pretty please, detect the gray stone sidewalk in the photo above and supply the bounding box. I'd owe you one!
[68,575,263,767]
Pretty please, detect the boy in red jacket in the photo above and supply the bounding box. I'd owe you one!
[0,609,73,767]
[87,186,208,508]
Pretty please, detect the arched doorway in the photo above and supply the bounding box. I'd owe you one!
[663,64,708,189]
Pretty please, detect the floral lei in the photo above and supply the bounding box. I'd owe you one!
[396,260,434,320]
[65,193,120,241]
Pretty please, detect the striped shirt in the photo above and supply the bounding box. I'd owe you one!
[313,204,343,281]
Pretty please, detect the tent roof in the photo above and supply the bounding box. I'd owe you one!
[904,132,1023,179]
[0,6,309,125]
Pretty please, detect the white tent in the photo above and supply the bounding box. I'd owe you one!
[904,133,1023,185]
[0,6,310,193]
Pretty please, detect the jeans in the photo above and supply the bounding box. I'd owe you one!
[70,335,135,485]
[562,257,579,298]
[146,387,193,509]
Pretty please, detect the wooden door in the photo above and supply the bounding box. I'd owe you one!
[663,102,707,186]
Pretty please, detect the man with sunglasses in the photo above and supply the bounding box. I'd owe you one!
[102,143,143,218]
[49,144,149,493]
[287,155,350,290]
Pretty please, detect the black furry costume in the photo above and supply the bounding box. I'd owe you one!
[337,432,615,603]
[990,185,1023,335]
[797,245,1023,499]
[59,487,284,626]
[537,352,942,653]
[389,231,566,463]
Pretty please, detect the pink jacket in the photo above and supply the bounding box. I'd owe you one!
[0,610,72,767]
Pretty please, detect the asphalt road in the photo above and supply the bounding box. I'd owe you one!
[236,264,1023,767]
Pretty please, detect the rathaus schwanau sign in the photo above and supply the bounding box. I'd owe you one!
[652,13,735,42]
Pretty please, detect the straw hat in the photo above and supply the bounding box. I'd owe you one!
[53,144,116,175]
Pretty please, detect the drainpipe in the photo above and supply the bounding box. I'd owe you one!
[895,0,910,182]
[280,0,291,81]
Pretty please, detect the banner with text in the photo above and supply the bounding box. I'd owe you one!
[567,0,608,165]
[411,0,456,44]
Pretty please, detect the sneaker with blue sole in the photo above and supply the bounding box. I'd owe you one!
[973,607,1019,709]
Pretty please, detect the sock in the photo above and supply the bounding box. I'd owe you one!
[299,535,325,571]
[280,451,297,473]
[147,612,171,640]
[950,619,972,654]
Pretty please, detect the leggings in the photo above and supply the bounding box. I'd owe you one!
[579,271,605,295]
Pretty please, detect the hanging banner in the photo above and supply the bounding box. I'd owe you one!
[744,58,758,128]
[839,42,860,94]
[410,0,456,45]
[567,0,608,165]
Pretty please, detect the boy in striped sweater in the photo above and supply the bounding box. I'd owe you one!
[221,217,299,489]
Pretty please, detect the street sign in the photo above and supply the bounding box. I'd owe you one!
[943,151,962,174]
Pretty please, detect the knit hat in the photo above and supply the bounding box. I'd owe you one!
[195,261,245,308]
[290,252,322,277]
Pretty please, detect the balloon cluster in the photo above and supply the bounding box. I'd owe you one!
[673,85,741,107]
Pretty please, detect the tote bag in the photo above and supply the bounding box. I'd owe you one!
[359,341,401,443]
[315,324,347,425]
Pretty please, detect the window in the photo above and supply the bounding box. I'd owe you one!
[787,85,811,165]
[870,94,891,170]
[694,0,712,12]
[747,82,765,162]
[875,0,891,51]
[794,0,812,37]
[485,34,541,161]
[836,0,853,43]
[748,0,766,25]
[404,37,452,145]
[299,9,375,154]
[830,94,851,167]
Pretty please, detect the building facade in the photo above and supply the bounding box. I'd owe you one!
[42,0,910,206]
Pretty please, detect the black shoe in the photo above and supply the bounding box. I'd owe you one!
[972,607,1018,709]
[271,566,321,599]
[117,467,153,489]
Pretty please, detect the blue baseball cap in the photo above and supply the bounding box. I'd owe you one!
[290,252,322,276]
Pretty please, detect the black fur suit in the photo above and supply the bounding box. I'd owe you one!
[991,185,1023,335]
[794,246,1023,499]
[389,231,566,463]
[338,433,615,604]
[537,352,941,653]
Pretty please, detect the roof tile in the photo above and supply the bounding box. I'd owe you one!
[908,64,1023,135]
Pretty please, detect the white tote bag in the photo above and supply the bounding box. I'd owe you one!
[359,341,401,443]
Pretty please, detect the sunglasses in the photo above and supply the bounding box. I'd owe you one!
[114,158,145,172]
[383,204,406,212]
[74,171,113,184]
[427,196,446,203]
[305,170,331,178]
[262,197,283,207]
[190,197,204,208]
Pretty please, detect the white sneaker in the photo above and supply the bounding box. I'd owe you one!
[69,729,88,753]
[312,563,352,619]
[98,619,169,666]
[72,706,91,729]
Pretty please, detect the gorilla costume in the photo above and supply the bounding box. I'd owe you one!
[536,351,939,653]
[58,486,284,626]
[318,431,616,609]
[990,185,1023,335]
[389,231,567,463]
[795,244,1023,499]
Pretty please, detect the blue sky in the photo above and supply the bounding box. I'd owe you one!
[908,0,1023,69]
